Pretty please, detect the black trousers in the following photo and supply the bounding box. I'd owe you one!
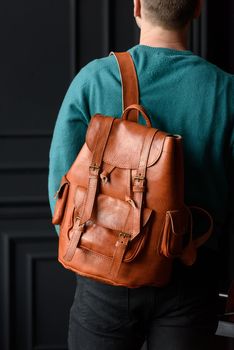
[68,247,219,350]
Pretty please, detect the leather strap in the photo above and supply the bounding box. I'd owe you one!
[80,117,115,225]
[190,206,214,248]
[109,233,131,278]
[64,117,114,262]
[180,206,214,266]
[110,52,139,122]
[109,129,157,278]
[132,128,158,237]
[63,219,84,261]
[122,104,152,127]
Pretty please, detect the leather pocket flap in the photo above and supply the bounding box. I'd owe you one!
[74,188,152,235]
[73,187,152,262]
[93,194,152,234]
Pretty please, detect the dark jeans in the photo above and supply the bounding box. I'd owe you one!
[68,247,219,350]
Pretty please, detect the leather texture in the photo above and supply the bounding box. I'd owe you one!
[52,52,213,287]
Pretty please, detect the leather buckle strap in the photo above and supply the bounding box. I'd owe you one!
[133,175,145,193]
[132,128,158,237]
[63,219,85,262]
[80,117,115,226]
[132,177,145,192]
[63,117,115,262]
[109,232,132,278]
[89,164,100,172]
[119,232,132,240]
[89,164,100,177]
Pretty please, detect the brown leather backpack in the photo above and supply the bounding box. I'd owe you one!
[52,52,213,287]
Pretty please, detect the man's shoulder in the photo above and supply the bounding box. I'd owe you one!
[192,55,234,81]
[73,55,117,87]
[83,55,116,72]
[71,48,234,92]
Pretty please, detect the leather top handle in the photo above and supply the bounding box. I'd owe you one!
[122,104,152,128]
[110,52,139,123]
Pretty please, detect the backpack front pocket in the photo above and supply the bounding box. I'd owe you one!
[72,186,152,262]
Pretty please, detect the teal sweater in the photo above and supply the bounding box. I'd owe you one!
[48,45,234,244]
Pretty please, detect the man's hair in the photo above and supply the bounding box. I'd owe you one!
[142,0,198,29]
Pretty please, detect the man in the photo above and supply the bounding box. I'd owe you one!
[48,0,234,349]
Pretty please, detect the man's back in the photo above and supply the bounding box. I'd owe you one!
[49,44,234,245]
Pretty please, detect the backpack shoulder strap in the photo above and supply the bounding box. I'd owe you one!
[110,52,139,122]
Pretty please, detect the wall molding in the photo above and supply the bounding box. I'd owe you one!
[0,163,48,172]
[0,196,49,206]
[26,252,60,350]
[0,131,52,138]
[1,231,57,350]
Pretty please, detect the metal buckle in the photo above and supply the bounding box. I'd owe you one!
[89,164,100,177]
[89,164,100,171]
[134,174,145,183]
[133,174,145,192]
[119,232,132,239]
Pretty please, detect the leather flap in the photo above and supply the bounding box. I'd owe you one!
[92,194,152,235]
[86,115,169,169]
[74,186,152,237]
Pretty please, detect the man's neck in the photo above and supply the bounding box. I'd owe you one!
[139,23,189,51]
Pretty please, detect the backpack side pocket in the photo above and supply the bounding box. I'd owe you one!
[159,208,190,258]
[52,175,70,225]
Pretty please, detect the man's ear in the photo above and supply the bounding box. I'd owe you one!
[194,0,203,19]
[134,0,141,19]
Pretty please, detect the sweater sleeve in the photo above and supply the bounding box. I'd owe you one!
[48,70,90,234]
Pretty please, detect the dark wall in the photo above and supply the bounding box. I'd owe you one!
[206,0,234,73]
[0,1,233,349]
[0,1,77,349]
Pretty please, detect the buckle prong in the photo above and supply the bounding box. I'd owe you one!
[89,164,100,171]
[134,175,145,182]
[119,232,131,239]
